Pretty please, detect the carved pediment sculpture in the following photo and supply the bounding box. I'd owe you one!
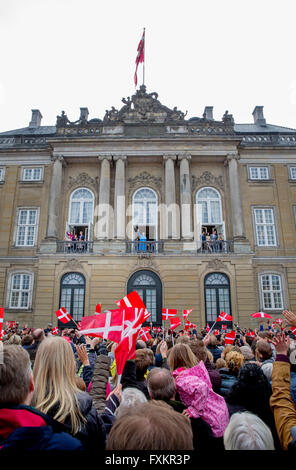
[67,173,99,190]
[104,85,187,124]
[192,171,224,191]
[128,171,162,197]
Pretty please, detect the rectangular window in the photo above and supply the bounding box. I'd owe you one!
[0,168,5,182]
[16,209,38,246]
[22,167,42,181]
[290,167,296,180]
[254,208,276,246]
[261,274,283,310]
[9,273,32,309]
[249,167,269,180]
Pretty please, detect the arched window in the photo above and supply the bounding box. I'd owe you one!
[132,188,158,241]
[204,272,232,325]
[196,187,222,224]
[127,270,162,324]
[59,272,85,325]
[69,188,94,225]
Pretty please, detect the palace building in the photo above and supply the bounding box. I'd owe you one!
[1,85,296,329]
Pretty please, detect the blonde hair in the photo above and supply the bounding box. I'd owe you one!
[32,336,86,435]
[225,351,244,374]
[167,343,198,371]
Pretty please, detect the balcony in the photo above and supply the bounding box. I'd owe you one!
[57,240,94,253]
[126,240,164,254]
[198,240,234,254]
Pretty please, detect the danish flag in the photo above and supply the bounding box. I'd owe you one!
[246,331,255,338]
[185,319,196,330]
[0,307,4,339]
[206,324,210,332]
[80,309,124,343]
[214,329,220,336]
[217,312,233,322]
[117,291,151,322]
[139,327,151,342]
[95,304,101,315]
[225,330,236,344]
[52,327,59,335]
[55,307,72,324]
[276,318,283,325]
[183,309,192,320]
[170,316,181,331]
[115,308,146,377]
[222,325,227,331]
[162,309,177,321]
[291,327,296,335]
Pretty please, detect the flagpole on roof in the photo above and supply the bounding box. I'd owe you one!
[143,27,145,86]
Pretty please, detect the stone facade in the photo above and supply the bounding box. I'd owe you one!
[0,88,296,329]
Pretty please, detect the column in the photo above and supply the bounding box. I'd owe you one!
[114,155,127,240]
[179,153,192,240]
[226,153,246,239]
[163,155,178,239]
[46,155,65,239]
[97,156,112,239]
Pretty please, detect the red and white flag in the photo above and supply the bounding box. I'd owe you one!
[206,323,210,332]
[291,327,296,335]
[214,329,220,336]
[115,308,146,377]
[170,316,181,331]
[225,330,236,344]
[139,327,151,342]
[217,312,233,322]
[134,29,145,86]
[80,309,124,343]
[183,309,192,320]
[55,307,72,324]
[275,318,283,325]
[251,312,272,319]
[52,327,59,336]
[95,304,101,315]
[246,331,255,338]
[162,308,177,321]
[117,291,150,321]
[185,319,196,330]
[222,325,227,331]
[0,307,4,340]
[76,321,81,330]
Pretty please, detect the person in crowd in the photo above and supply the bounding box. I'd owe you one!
[239,345,255,363]
[0,345,83,451]
[256,339,274,381]
[226,362,280,448]
[106,401,193,450]
[168,343,229,438]
[219,351,244,398]
[270,330,296,449]
[258,330,276,359]
[223,411,275,450]
[21,334,34,350]
[115,387,147,418]
[189,340,221,393]
[44,323,53,336]
[206,334,222,363]
[31,336,115,450]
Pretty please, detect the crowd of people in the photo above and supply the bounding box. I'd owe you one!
[1,310,296,453]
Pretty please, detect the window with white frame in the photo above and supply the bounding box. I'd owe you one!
[196,187,222,224]
[69,188,94,225]
[289,167,296,180]
[9,273,33,309]
[16,209,38,246]
[260,274,283,310]
[253,208,277,246]
[22,167,43,181]
[249,167,269,180]
[0,167,5,182]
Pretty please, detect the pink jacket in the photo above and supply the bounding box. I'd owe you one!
[172,361,229,437]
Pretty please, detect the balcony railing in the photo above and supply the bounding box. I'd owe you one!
[57,240,94,253]
[198,240,234,254]
[126,240,164,254]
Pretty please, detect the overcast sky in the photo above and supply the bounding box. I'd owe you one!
[1,0,296,132]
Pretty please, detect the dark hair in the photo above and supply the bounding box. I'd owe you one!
[227,363,273,427]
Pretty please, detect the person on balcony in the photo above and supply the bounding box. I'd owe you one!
[210,230,218,252]
[218,233,224,252]
[137,230,147,252]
